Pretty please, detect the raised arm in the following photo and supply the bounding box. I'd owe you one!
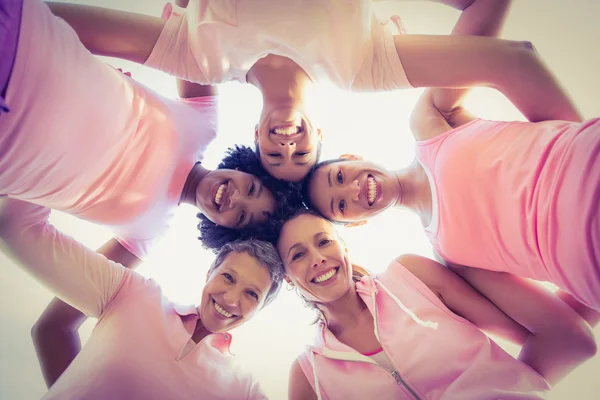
[31,239,141,387]
[0,199,126,318]
[398,254,597,386]
[46,1,217,98]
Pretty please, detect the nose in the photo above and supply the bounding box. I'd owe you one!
[222,288,241,308]
[343,180,360,202]
[228,189,241,209]
[278,140,296,154]
[311,252,327,269]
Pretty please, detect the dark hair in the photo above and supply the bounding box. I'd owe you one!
[300,158,346,220]
[208,239,284,307]
[198,145,305,251]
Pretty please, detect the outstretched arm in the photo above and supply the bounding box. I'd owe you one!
[46,1,217,99]
[398,36,581,141]
[399,254,597,386]
[31,239,141,388]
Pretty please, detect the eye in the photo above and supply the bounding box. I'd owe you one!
[291,251,305,261]
[318,238,332,247]
[338,200,345,214]
[336,170,343,184]
[222,273,234,283]
[267,153,281,158]
[248,181,256,196]
[247,290,259,301]
[295,152,309,157]
[238,210,247,226]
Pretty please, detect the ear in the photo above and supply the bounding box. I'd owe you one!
[254,124,259,141]
[345,220,367,228]
[284,275,294,286]
[316,128,323,141]
[339,153,363,161]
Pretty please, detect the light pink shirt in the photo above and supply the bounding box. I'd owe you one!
[145,0,410,91]
[297,260,549,399]
[0,0,218,258]
[415,118,600,310]
[0,199,266,400]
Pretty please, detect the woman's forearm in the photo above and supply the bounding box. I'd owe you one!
[396,34,582,122]
[46,2,164,64]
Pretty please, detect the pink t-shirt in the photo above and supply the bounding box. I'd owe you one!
[415,118,600,310]
[0,199,266,400]
[0,0,218,258]
[145,0,410,91]
[297,260,548,399]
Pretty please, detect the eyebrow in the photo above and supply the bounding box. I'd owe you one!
[330,198,335,217]
[295,161,310,166]
[327,169,332,188]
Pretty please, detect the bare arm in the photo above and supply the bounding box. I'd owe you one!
[31,239,141,388]
[397,35,582,135]
[411,0,512,138]
[289,359,318,400]
[47,1,217,99]
[399,254,597,386]
[556,289,600,328]
[46,2,164,64]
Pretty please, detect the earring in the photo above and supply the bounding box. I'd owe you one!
[286,282,295,291]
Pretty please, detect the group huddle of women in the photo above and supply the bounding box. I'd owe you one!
[0,0,598,398]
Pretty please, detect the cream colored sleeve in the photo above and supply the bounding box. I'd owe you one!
[0,199,126,318]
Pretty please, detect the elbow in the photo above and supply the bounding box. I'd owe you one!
[562,320,598,362]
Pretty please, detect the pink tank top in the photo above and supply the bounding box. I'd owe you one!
[298,260,549,399]
[415,118,600,309]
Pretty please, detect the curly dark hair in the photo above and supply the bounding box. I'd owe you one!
[198,145,305,252]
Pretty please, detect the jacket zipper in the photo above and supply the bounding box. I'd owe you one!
[372,292,422,400]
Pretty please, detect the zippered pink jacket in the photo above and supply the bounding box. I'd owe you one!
[298,259,549,399]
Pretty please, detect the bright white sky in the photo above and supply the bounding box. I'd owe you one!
[1,1,599,399]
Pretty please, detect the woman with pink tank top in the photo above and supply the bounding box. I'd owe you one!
[303,1,600,318]
[274,210,595,399]
[0,198,284,399]
[46,0,577,183]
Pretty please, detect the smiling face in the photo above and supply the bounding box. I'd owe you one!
[196,169,276,229]
[199,250,274,333]
[277,213,353,304]
[255,107,322,182]
[308,159,399,224]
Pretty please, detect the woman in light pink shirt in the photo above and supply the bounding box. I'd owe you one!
[303,0,600,315]
[275,210,596,399]
[46,0,576,184]
[0,198,283,399]
[0,0,287,387]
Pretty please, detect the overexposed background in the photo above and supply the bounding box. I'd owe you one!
[1,1,599,399]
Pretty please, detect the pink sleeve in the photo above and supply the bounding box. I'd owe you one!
[144,3,209,84]
[0,199,126,318]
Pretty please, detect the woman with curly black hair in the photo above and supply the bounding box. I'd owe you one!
[198,145,305,252]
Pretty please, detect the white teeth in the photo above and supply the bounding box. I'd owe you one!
[213,300,233,318]
[367,176,376,205]
[314,268,337,283]
[214,183,226,205]
[273,126,301,136]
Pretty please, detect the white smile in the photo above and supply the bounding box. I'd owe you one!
[213,299,235,318]
[367,176,377,206]
[214,183,227,206]
[271,125,303,136]
[312,267,338,283]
